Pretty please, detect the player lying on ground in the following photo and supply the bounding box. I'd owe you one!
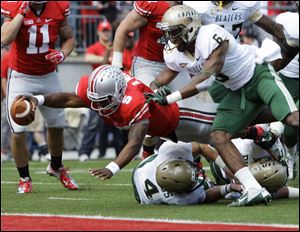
[210,123,299,201]
[132,140,242,205]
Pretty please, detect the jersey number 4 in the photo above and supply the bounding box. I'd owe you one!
[27,24,49,54]
[144,179,159,199]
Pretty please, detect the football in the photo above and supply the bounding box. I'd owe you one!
[10,99,35,126]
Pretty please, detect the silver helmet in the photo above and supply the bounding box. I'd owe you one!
[249,159,288,193]
[87,65,127,116]
[158,5,201,45]
[156,159,202,193]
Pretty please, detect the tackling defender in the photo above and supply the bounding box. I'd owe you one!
[149,5,299,206]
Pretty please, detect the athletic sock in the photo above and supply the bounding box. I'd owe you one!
[17,165,31,179]
[234,166,262,191]
[288,186,299,199]
[50,155,63,171]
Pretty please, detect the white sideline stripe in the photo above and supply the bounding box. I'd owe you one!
[48,197,90,201]
[1,213,298,228]
[269,64,298,112]
[1,181,131,186]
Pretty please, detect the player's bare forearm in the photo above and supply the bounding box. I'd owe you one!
[59,20,75,57]
[1,16,23,46]
[180,43,226,99]
[113,10,147,53]
[255,15,285,41]
[151,68,178,90]
[44,93,87,108]
[271,37,298,71]
[114,123,148,169]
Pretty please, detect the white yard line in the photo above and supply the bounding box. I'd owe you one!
[47,197,90,201]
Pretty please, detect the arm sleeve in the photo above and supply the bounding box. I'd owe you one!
[163,47,181,72]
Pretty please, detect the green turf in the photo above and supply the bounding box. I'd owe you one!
[1,159,299,225]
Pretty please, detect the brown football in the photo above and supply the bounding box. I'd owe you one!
[10,99,35,126]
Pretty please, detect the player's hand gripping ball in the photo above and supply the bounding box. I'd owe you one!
[10,99,35,126]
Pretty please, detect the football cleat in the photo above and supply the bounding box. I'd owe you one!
[17,177,32,194]
[47,164,78,190]
[228,188,271,207]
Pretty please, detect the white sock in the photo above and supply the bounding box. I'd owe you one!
[288,187,299,199]
[234,167,262,191]
[287,145,298,158]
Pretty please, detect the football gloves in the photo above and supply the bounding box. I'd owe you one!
[45,49,65,65]
[18,1,31,16]
[144,86,171,105]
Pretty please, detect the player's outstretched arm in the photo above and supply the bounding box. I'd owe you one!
[150,67,179,91]
[89,122,148,180]
[161,41,228,105]
[255,14,298,71]
[16,93,87,110]
[112,9,147,68]
[204,183,242,203]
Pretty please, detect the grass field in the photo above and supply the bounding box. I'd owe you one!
[1,158,299,227]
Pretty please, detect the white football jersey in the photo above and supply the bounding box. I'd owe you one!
[164,24,256,91]
[276,12,299,79]
[132,141,206,205]
[183,1,261,38]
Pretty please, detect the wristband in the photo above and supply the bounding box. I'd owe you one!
[220,184,231,196]
[166,90,182,104]
[105,162,120,176]
[215,155,227,170]
[112,51,123,68]
[34,95,45,106]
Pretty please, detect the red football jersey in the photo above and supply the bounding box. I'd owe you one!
[133,1,170,62]
[1,1,70,75]
[76,74,179,137]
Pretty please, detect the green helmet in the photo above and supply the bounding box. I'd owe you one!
[156,159,200,193]
[249,159,288,193]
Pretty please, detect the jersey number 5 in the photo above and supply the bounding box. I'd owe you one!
[27,24,49,54]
